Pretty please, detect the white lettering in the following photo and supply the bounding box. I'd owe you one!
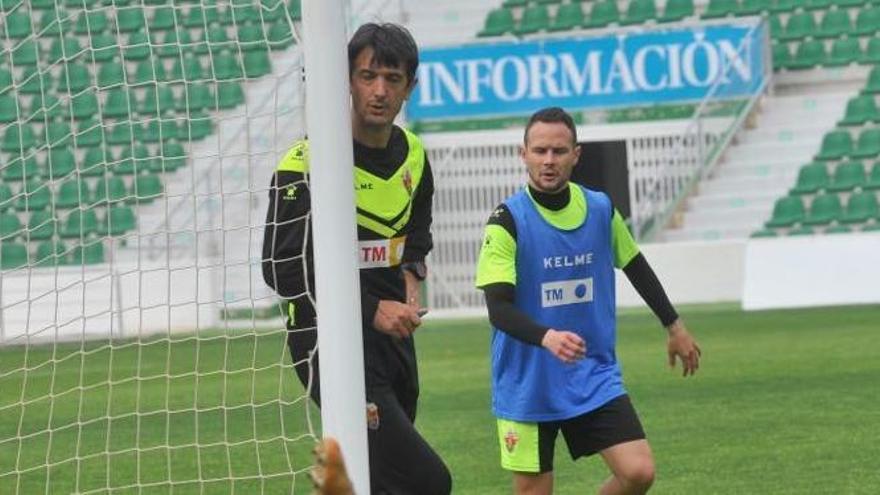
[528,55,563,99]
[633,45,667,91]
[464,59,493,103]
[559,52,604,95]
[683,37,719,87]
[604,50,636,93]
[493,56,528,101]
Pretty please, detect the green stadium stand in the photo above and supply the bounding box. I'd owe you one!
[75,10,109,35]
[586,1,621,28]
[839,96,880,126]
[0,212,22,238]
[0,184,13,212]
[60,208,100,239]
[791,162,830,194]
[840,191,879,223]
[780,12,817,41]
[514,5,551,35]
[93,176,128,205]
[862,36,880,64]
[751,228,779,237]
[737,0,772,15]
[787,225,815,235]
[75,119,104,149]
[267,18,295,50]
[35,239,68,266]
[622,0,658,25]
[828,160,867,191]
[117,6,147,33]
[851,128,880,158]
[0,95,20,123]
[826,38,862,67]
[816,9,852,39]
[133,175,164,202]
[27,211,56,241]
[5,12,33,39]
[765,195,806,227]
[56,178,92,209]
[479,7,516,37]
[864,221,880,231]
[549,3,586,31]
[45,148,76,180]
[805,0,834,10]
[103,206,137,236]
[702,0,739,18]
[2,124,38,153]
[803,193,843,225]
[770,0,801,13]
[97,59,126,88]
[0,242,28,269]
[864,66,880,93]
[816,130,854,160]
[854,6,880,35]
[866,162,880,189]
[3,155,40,181]
[72,240,104,264]
[824,224,852,234]
[149,6,177,31]
[789,40,826,70]
[15,181,51,212]
[658,0,694,21]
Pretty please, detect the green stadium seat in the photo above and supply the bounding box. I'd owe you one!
[238,24,268,51]
[585,1,620,27]
[770,0,799,13]
[765,195,805,227]
[0,94,20,122]
[178,82,215,113]
[267,18,295,50]
[80,147,107,178]
[786,225,814,235]
[0,184,13,212]
[0,242,28,269]
[839,96,880,126]
[864,66,880,93]
[141,117,180,142]
[750,227,776,238]
[826,38,862,67]
[780,12,817,41]
[0,69,12,94]
[57,64,92,93]
[229,5,261,25]
[5,12,33,38]
[170,55,207,82]
[45,148,76,180]
[736,0,772,15]
[866,162,880,189]
[132,145,158,172]
[149,6,178,31]
[288,0,302,20]
[840,191,879,223]
[536,0,563,4]
[103,206,137,236]
[28,93,65,121]
[56,177,92,209]
[132,174,164,202]
[828,161,867,191]
[852,128,880,158]
[816,130,853,160]
[184,5,220,27]
[703,0,739,18]
[32,0,58,9]
[837,0,866,7]
[139,84,176,116]
[46,121,73,149]
[803,193,843,225]
[854,7,880,35]
[26,211,56,241]
[204,25,232,53]
[0,212,22,239]
[477,7,516,38]
[90,33,120,63]
[47,36,83,65]
[102,88,134,119]
[179,111,213,141]
[124,31,153,61]
[549,3,586,31]
[502,0,529,4]
[107,121,134,146]
[792,41,827,72]
[111,146,138,175]
[71,92,99,120]
[35,239,68,266]
[217,81,244,108]
[93,176,128,204]
[769,15,783,40]
[2,124,38,153]
[158,28,189,58]
[117,7,147,32]
[12,40,40,67]
[212,52,243,80]
[805,0,833,10]
[659,0,694,22]
[37,8,70,37]
[514,5,551,35]
[75,10,109,35]
[72,240,104,264]
[161,140,186,170]
[772,43,794,70]
[97,60,126,88]
[816,9,852,38]
[15,180,51,211]
[19,69,48,97]
[621,0,657,24]
[791,162,830,194]
[243,50,272,78]
[824,224,851,234]
[863,36,880,64]
[75,119,104,149]
[61,208,100,238]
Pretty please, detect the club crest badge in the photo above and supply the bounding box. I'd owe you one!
[504,428,519,453]
[366,402,380,430]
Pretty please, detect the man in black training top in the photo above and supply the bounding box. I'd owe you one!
[262,22,451,495]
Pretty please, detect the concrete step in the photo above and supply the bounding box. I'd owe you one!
[712,161,804,181]
[697,175,795,196]
[661,226,757,242]
[687,191,781,212]
[724,139,820,163]
[679,207,768,229]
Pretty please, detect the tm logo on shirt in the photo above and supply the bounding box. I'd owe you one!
[541,278,593,308]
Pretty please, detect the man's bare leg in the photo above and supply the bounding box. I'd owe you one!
[512,471,553,495]
[598,439,655,495]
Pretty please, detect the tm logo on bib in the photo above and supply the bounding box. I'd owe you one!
[541,278,593,308]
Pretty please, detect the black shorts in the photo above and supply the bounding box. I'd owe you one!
[497,394,646,473]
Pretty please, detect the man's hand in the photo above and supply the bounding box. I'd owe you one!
[541,329,586,363]
[666,319,701,377]
[373,300,422,338]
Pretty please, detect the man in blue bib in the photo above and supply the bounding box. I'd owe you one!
[475,107,702,495]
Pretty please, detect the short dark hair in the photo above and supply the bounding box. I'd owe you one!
[348,23,419,85]
[524,107,577,145]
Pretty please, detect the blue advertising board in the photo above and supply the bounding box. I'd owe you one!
[407,23,767,121]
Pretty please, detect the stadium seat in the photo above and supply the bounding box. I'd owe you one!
[862,36,880,64]
[185,5,220,27]
[854,7,880,35]
[80,148,108,179]
[12,40,40,67]
[217,81,244,108]
[56,178,92,209]
[0,212,22,238]
[124,31,153,61]
[864,66,880,94]
[238,24,268,52]
[204,25,232,53]
[45,148,76,180]
[61,208,100,239]
[816,130,853,160]
[826,38,862,67]
[139,85,176,116]
[851,128,880,158]
[803,193,843,225]
[0,242,28,269]
[750,228,778,237]
[0,95,20,122]
[769,15,783,40]
[178,111,213,140]
[93,176,128,205]
[72,240,104,264]
[97,60,126,88]
[840,191,879,223]
[57,64,92,93]
[0,69,12,94]
[0,184,13,212]
[171,56,207,82]
[514,5,551,35]
[90,33,120,62]
[161,140,187,170]
[117,7,147,32]
[133,58,170,84]
[243,50,272,78]
[828,161,867,191]
[816,9,852,38]
[549,3,585,31]
[27,211,56,241]
[736,0,772,15]
[133,174,164,202]
[35,239,68,267]
[839,96,880,126]
[28,93,65,121]
[107,121,134,146]
[780,12,817,41]
[790,162,830,194]
[805,0,833,10]
[103,206,137,236]
[111,146,138,175]
[102,88,133,119]
[5,12,33,39]
[787,225,815,235]
[659,0,694,22]
[866,162,880,189]
[585,1,621,27]
[15,181,51,212]
[75,119,104,149]
[267,19,295,50]
[46,122,73,149]
[149,6,177,31]
[141,117,180,142]
[837,0,866,7]
[179,83,215,113]
[3,154,39,182]
[621,0,657,24]
[789,40,826,69]
[71,92,99,120]
[765,195,805,227]
[37,8,70,37]
[158,29,194,59]
[770,0,800,13]
[47,37,84,65]
[75,10,109,35]
[212,52,244,80]
[702,0,739,18]
[2,124,38,153]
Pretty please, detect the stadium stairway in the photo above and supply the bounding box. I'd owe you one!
[661,87,855,241]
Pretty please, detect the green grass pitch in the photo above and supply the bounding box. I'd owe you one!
[2,303,879,494]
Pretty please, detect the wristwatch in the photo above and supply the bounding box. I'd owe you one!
[401,261,427,281]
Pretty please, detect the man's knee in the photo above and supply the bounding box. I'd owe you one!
[619,458,655,491]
